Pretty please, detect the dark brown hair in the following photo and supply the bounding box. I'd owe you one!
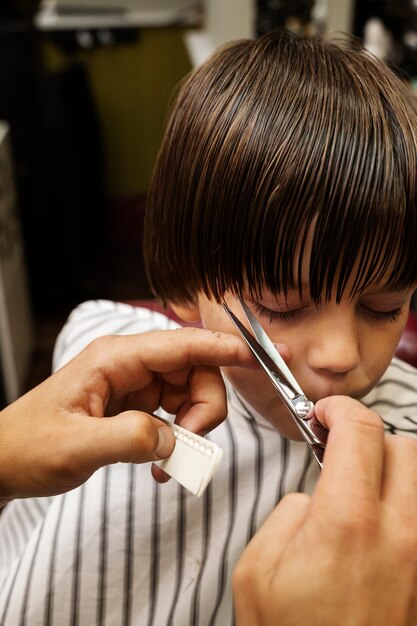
[144,30,417,306]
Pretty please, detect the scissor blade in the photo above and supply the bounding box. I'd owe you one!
[223,302,325,469]
[223,303,297,400]
[239,299,304,395]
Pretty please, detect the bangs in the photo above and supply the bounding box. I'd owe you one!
[144,31,417,305]
[244,87,417,303]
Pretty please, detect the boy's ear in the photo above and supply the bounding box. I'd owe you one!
[169,302,201,323]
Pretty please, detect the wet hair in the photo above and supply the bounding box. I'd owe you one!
[144,30,417,306]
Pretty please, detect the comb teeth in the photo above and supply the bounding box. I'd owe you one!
[154,418,223,497]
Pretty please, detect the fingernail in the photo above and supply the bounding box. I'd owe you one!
[308,415,329,444]
[156,426,175,458]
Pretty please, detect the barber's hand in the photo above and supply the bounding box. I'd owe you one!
[233,396,417,626]
[0,328,254,504]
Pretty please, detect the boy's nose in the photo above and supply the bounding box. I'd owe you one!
[307,319,360,375]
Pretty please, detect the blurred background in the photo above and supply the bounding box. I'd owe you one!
[0,0,416,405]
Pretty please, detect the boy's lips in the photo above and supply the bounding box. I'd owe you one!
[300,380,374,404]
[305,388,371,406]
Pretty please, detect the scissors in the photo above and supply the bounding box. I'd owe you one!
[223,298,327,468]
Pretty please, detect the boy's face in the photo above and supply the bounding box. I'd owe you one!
[172,282,415,440]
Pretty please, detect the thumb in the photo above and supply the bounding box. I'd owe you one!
[81,412,176,470]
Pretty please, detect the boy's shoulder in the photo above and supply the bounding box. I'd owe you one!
[52,299,180,371]
[362,357,417,437]
[379,356,417,392]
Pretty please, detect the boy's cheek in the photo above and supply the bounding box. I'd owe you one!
[221,366,273,410]
[221,365,305,438]
[198,298,236,335]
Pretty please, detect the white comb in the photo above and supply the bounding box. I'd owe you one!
[154,418,223,497]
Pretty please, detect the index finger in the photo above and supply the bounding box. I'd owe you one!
[78,328,256,396]
[312,396,385,509]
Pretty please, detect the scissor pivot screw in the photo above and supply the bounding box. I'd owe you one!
[294,399,314,418]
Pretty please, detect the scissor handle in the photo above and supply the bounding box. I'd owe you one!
[310,443,325,468]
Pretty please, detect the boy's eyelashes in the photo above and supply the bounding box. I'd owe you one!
[252,302,306,324]
[360,305,403,323]
[251,301,405,325]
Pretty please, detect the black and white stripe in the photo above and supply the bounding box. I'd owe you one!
[0,300,415,625]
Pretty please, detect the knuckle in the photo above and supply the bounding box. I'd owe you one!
[178,326,201,337]
[365,410,385,430]
[392,433,417,454]
[128,414,158,453]
[84,334,117,358]
[389,528,417,582]
[399,530,417,561]
[48,449,83,485]
[353,407,384,433]
[280,492,309,507]
[386,434,417,473]
[232,557,254,595]
[331,506,380,541]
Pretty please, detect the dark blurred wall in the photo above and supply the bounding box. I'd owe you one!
[0,15,105,315]
[42,28,192,198]
[0,12,193,314]
[353,0,417,78]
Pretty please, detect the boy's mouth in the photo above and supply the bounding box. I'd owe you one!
[303,381,374,405]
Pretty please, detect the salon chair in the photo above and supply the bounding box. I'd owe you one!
[128,300,417,369]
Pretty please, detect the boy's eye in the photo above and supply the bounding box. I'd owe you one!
[252,302,306,324]
[253,302,405,325]
[360,305,403,323]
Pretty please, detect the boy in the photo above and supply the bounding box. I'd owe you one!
[1,30,417,625]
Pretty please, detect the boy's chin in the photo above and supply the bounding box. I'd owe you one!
[264,413,309,440]
[274,416,327,447]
